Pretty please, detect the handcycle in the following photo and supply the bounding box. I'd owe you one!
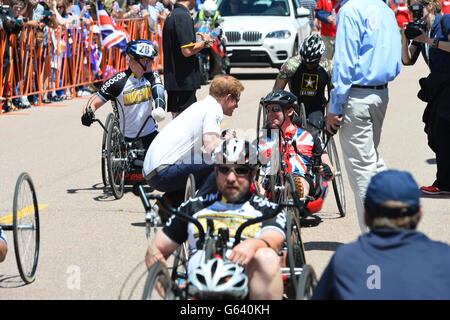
[86,106,152,199]
[256,99,346,217]
[138,187,316,300]
[0,172,40,284]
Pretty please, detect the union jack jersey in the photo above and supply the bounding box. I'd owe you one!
[258,126,324,177]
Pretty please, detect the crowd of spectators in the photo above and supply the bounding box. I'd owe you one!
[0,0,173,113]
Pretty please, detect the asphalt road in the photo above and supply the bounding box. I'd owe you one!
[0,60,449,299]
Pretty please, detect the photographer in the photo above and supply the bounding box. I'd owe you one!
[401,0,450,196]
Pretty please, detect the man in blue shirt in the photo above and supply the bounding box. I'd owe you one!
[312,170,450,300]
[326,0,402,233]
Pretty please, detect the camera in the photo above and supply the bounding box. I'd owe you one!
[405,2,427,40]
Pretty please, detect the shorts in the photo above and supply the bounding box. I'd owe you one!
[167,90,197,113]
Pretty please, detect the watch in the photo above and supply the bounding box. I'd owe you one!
[432,38,440,48]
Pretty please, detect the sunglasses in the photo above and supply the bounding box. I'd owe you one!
[265,105,283,113]
[217,165,252,177]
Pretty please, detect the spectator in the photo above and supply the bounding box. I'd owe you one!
[162,0,174,11]
[312,170,450,299]
[401,0,450,196]
[162,0,213,118]
[394,0,411,28]
[315,0,341,73]
[300,0,319,32]
[441,0,450,13]
[326,0,401,233]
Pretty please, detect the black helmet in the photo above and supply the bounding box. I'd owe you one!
[300,34,325,63]
[261,89,297,109]
[125,39,158,60]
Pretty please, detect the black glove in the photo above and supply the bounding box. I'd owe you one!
[322,163,333,180]
[81,110,95,127]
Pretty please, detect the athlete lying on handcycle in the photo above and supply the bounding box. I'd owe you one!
[258,90,334,213]
[145,139,287,300]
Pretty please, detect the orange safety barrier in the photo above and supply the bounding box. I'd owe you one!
[0,18,165,106]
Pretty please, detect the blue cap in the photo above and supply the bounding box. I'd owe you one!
[365,170,420,217]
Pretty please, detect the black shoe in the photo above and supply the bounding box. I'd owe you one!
[2,103,10,113]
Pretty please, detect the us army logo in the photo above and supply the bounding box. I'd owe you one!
[300,73,318,96]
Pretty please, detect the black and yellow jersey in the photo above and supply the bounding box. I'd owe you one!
[97,69,165,139]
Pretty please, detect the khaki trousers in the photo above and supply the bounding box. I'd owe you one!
[339,87,389,233]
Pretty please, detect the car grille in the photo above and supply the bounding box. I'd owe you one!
[225,31,241,43]
[225,31,262,43]
[243,31,262,42]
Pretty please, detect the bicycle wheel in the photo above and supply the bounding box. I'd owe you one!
[12,172,40,284]
[101,113,115,187]
[184,174,196,200]
[296,264,317,300]
[284,176,306,299]
[106,119,126,199]
[327,136,346,217]
[142,261,179,300]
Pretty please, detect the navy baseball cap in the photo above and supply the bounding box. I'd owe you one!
[365,170,421,217]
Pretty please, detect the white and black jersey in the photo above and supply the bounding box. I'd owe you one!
[97,69,165,139]
[163,193,287,251]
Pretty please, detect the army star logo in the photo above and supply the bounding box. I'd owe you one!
[301,73,319,91]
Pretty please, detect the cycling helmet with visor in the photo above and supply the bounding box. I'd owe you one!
[299,34,325,63]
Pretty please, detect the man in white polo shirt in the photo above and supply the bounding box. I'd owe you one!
[143,75,244,209]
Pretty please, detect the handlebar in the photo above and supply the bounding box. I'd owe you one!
[140,189,294,250]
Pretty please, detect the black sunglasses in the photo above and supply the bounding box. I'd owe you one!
[217,165,252,176]
[265,105,283,113]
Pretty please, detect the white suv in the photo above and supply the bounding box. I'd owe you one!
[217,0,311,70]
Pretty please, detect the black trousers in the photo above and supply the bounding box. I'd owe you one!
[430,117,450,190]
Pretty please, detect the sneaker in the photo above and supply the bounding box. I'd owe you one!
[20,96,31,108]
[2,102,10,113]
[76,90,83,97]
[420,186,450,196]
[81,90,91,97]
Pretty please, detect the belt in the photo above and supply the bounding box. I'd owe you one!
[351,83,388,90]
[146,164,171,180]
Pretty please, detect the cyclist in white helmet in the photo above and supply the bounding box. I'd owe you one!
[145,139,287,300]
[274,34,332,137]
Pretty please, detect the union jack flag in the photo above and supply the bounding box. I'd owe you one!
[95,1,130,51]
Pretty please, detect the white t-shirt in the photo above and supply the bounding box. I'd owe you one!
[143,95,223,176]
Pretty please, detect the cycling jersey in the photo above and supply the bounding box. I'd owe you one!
[278,55,330,114]
[0,227,7,244]
[97,69,165,139]
[163,193,286,252]
[258,125,324,178]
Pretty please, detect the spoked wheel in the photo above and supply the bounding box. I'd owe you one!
[106,119,126,199]
[296,264,317,300]
[170,175,196,281]
[142,261,180,300]
[184,174,196,200]
[12,172,40,284]
[101,113,115,187]
[327,135,346,217]
[284,175,306,299]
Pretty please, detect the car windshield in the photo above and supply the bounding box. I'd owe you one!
[218,0,290,17]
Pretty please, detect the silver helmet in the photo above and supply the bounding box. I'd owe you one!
[188,258,249,299]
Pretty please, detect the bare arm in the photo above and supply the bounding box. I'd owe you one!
[145,231,180,269]
[273,77,288,90]
[180,32,213,57]
[82,95,106,114]
[228,229,284,265]
[203,132,223,154]
[0,241,7,263]
[401,28,420,65]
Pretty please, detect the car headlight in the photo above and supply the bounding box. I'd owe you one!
[266,30,292,39]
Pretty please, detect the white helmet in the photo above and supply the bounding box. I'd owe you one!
[213,138,258,168]
[188,258,249,299]
[202,0,218,15]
